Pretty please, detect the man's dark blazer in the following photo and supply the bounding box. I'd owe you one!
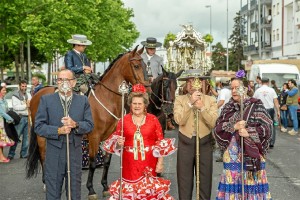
[64,50,91,75]
[34,92,94,199]
[35,92,93,147]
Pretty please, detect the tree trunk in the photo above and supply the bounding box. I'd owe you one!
[47,61,51,85]
[15,54,20,84]
[20,42,25,80]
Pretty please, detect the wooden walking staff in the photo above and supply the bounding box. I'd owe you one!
[191,77,202,200]
[118,81,129,200]
[237,83,245,199]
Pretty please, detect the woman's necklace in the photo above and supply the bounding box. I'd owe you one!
[132,114,146,160]
[132,114,146,127]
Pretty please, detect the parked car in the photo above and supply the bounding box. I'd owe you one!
[4,85,32,110]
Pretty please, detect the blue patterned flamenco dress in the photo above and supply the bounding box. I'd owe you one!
[216,136,272,200]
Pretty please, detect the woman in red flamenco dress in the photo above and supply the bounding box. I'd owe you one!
[103,84,176,200]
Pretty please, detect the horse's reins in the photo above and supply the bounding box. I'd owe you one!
[150,77,173,110]
[89,54,144,120]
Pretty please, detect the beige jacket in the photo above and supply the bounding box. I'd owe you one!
[174,94,218,138]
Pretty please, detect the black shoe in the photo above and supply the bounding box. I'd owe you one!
[20,155,28,159]
[7,156,13,160]
[269,145,274,149]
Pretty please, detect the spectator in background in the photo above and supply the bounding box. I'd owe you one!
[278,83,289,133]
[254,76,262,91]
[7,80,32,159]
[253,77,280,149]
[31,76,43,96]
[215,78,232,162]
[271,80,280,95]
[210,81,221,98]
[286,79,299,136]
[0,85,16,163]
[248,80,255,97]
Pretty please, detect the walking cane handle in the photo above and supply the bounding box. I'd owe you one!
[119,81,129,94]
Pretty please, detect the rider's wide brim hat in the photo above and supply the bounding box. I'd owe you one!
[177,69,210,81]
[67,34,92,46]
[141,37,162,48]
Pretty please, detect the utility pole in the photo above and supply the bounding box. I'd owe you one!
[226,0,229,71]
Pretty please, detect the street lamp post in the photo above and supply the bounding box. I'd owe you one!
[205,5,212,52]
[226,0,229,71]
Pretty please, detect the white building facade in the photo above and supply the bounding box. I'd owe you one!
[241,0,300,60]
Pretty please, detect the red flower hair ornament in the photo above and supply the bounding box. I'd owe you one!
[131,84,146,94]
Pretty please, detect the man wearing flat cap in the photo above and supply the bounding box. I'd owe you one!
[253,77,280,148]
[64,34,94,93]
[174,69,218,199]
[141,37,164,82]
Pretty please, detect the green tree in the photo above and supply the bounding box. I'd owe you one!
[0,0,139,81]
[202,34,214,44]
[228,12,246,71]
[163,32,176,49]
[211,42,227,70]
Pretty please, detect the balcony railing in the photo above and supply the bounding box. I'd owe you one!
[250,0,257,7]
[241,4,248,14]
[260,0,272,5]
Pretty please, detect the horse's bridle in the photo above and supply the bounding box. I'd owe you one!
[97,53,145,96]
[150,77,173,110]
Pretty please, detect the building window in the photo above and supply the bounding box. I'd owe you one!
[273,30,275,41]
[273,5,276,16]
[277,3,280,15]
[276,29,279,41]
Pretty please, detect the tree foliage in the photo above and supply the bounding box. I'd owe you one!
[228,12,246,71]
[211,42,227,70]
[202,34,213,44]
[163,32,176,49]
[0,0,139,79]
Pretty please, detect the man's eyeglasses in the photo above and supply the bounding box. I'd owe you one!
[57,78,74,82]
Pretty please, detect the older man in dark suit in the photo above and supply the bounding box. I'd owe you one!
[35,69,94,200]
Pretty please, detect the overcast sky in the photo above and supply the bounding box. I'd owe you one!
[122,0,242,48]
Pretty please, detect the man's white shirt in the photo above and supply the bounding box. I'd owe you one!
[217,87,231,114]
[253,85,277,109]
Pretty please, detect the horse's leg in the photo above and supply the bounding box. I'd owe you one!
[101,152,112,196]
[87,156,97,198]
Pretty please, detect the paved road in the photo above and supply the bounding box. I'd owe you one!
[1,127,300,200]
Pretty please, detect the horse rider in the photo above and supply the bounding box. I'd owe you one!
[141,37,175,130]
[64,34,98,94]
[35,69,94,199]
[141,37,164,83]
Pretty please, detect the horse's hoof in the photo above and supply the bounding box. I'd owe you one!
[102,190,110,197]
[88,194,98,200]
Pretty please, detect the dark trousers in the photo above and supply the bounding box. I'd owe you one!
[177,132,213,200]
[267,108,276,146]
[45,141,82,200]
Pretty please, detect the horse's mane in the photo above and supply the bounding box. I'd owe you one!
[99,52,126,81]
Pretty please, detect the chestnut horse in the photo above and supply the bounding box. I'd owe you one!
[26,46,148,199]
